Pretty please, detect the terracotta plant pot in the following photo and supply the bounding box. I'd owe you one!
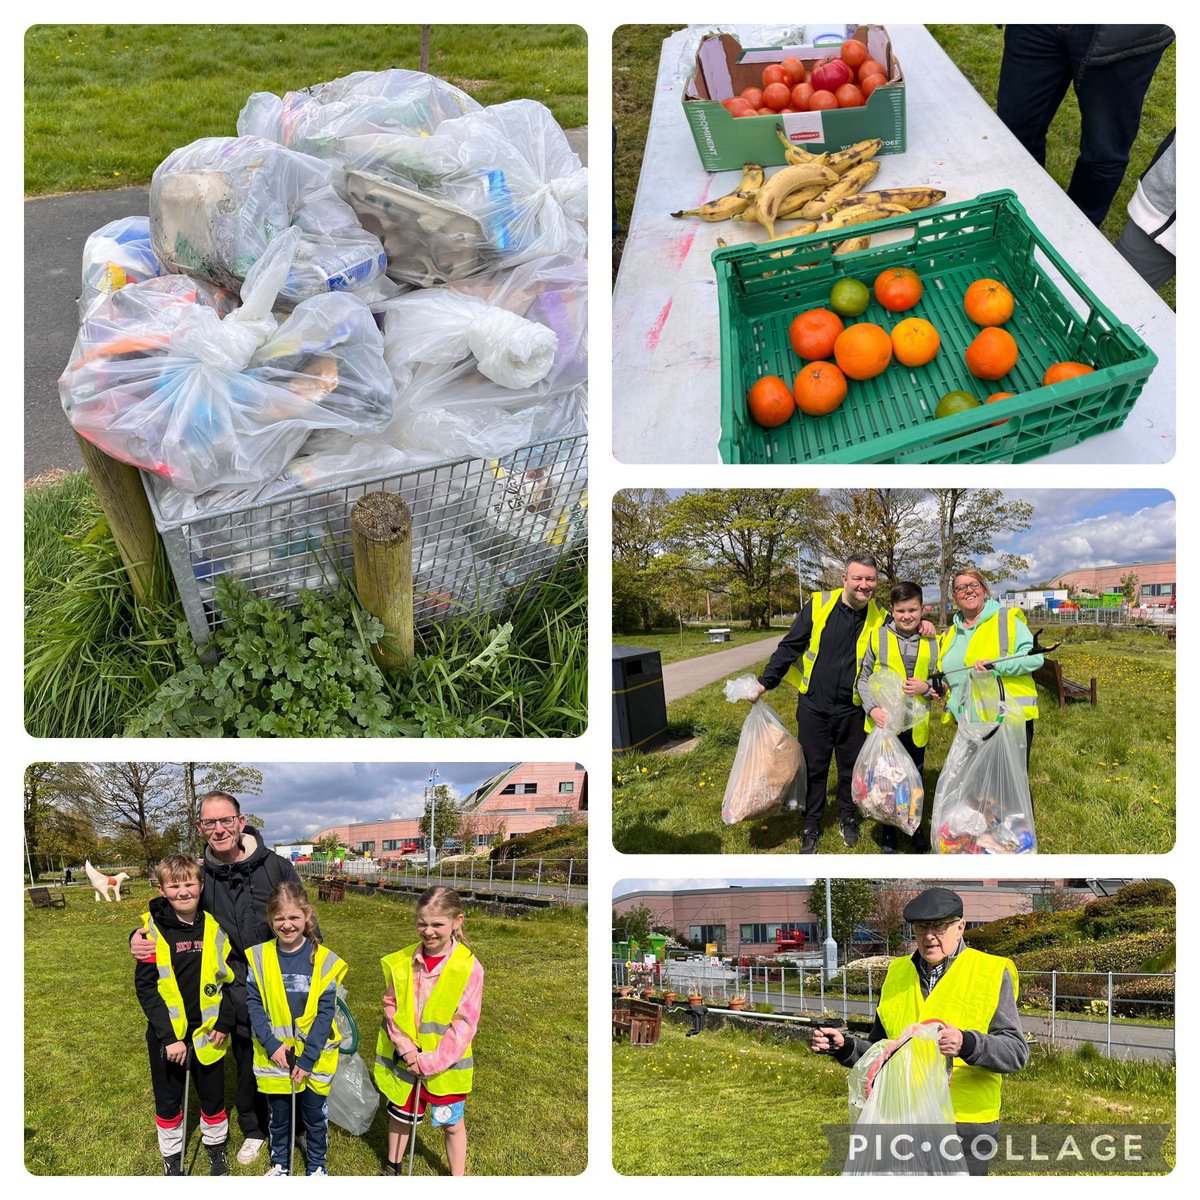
[688,995,703,1007]
[618,986,632,997]
[662,992,677,1005]
[728,997,746,1011]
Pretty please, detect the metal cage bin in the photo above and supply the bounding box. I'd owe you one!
[145,434,588,646]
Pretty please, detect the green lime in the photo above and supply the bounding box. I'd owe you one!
[830,278,871,317]
[936,391,981,419]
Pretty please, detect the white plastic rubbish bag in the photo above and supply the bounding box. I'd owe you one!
[60,228,394,494]
[150,136,387,306]
[843,1022,967,1175]
[79,216,164,317]
[932,676,1036,854]
[720,676,805,823]
[327,1052,380,1135]
[850,673,925,834]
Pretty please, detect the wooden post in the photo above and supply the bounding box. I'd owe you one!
[74,434,160,603]
[350,491,414,672]
[420,25,431,71]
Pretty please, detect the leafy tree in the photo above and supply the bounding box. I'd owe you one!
[614,903,658,944]
[813,879,876,962]
[872,881,921,953]
[418,783,461,856]
[313,832,347,859]
[662,489,827,630]
[1120,571,1141,604]
[612,488,669,632]
[825,489,932,589]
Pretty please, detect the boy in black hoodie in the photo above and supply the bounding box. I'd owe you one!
[134,853,236,1175]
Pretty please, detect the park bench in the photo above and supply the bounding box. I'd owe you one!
[27,886,66,909]
[612,999,663,1046]
[1165,626,1176,643]
[1034,659,1097,707]
[708,627,732,644]
[317,880,346,903]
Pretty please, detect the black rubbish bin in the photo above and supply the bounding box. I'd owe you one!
[612,645,669,753]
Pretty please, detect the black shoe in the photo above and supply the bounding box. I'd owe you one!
[162,1153,183,1176]
[841,821,860,849]
[800,831,819,854]
[378,1161,403,1176]
[206,1142,229,1176]
[881,827,898,855]
[881,843,897,855]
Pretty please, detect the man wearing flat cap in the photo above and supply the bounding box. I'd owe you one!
[812,887,1027,1175]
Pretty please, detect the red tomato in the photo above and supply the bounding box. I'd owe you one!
[740,86,764,108]
[725,98,756,117]
[781,56,806,86]
[791,82,814,110]
[756,106,774,115]
[808,89,838,111]
[778,107,798,114]
[811,57,852,92]
[762,81,792,110]
[841,39,868,70]
[762,64,789,88]
[834,83,865,108]
[858,59,886,83]
[860,73,887,99]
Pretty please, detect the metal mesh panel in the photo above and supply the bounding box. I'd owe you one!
[146,435,588,645]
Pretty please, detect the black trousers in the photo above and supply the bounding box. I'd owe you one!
[231,1021,268,1140]
[794,697,867,833]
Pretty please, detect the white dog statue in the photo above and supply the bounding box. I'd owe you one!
[84,859,129,902]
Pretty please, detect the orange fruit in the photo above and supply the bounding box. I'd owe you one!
[965,327,1019,380]
[793,361,848,416]
[964,278,1015,326]
[834,322,893,380]
[747,375,795,427]
[788,307,845,360]
[1043,361,1095,386]
[874,267,923,313]
[890,317,940,366]
[986,391,1015,427]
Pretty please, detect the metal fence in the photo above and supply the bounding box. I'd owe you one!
[1032,607,1175,627]
[613,961,1174,1060]
[295,855,587,903]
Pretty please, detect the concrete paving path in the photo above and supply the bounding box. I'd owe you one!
[663,634,784,703]
[25,127,588,480]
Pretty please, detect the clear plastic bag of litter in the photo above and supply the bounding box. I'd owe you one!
[844,1022,966,1176]
[850,674,925,834]
[932,676,1036,855]
[79,216,164,317]
[150,136,388,307]
[721,676,805,823]
[60,228,394,494]
[327,1054,380,1136]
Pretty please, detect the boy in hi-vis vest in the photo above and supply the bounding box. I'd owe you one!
[134,853,235,1175]
[375,886,485,1176]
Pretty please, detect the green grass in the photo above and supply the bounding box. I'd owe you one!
[25,472,587,739]
[25,889,586,1176]
[613,629,1174,855]
[613,623,782,665]
[25,24,587,195]
[613,26,1175,306]
[613,1023,1174,1174]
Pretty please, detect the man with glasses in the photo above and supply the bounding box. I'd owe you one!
[131,791,306,1166]
[811,887,1027,1175]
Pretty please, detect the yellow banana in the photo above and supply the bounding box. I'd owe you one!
[671,163,766,221]
[837,187,947,212]
[735,182,826,223]
[756,162,840,238]
[827,138,884,175]
[819,201,910,230]
[834,235,871,255]
[799,160,881,219]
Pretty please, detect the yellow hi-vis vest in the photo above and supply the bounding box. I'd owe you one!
[863,626,940,747]
[246,940,346,1096]
[783,589,886,702]
[374,941,476,1106]
[141,910,233,1065]
[877,947,1018,1123]
[940,605,1039,722]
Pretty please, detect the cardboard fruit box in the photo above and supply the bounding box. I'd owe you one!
[682,25,905,172]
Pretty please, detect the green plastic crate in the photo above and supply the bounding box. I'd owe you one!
[714,190,1158,464]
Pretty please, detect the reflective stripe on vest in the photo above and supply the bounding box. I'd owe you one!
[783,590,886,703]
[864,628,939,747]
[876,948,1019,1123]
[246,940,347,1096]
[939,608,1039,721]
[142,911,233,1065]
[374,941,476,1107]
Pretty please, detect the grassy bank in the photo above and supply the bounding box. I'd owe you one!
[25,889,586,1176]
[613,623,782,666]
[612,629,1174,855]
[613,1022,1174,1175]
[26,24,588,194]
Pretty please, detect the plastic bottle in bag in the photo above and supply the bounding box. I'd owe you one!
[850,673,925,833]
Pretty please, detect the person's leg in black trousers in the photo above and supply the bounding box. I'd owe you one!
[794,697,834,839]
[831,707,868,836]
[996,26,1075,167]
[231,1023,269,1143]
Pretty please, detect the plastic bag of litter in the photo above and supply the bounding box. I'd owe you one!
[721,676,805,823]
[79,216,164,317]
[327,1052,380,1135]
[932,676,1036,854]
[844,1022,966,1175]
[850,673,925,834]
[150,136,387,307]
[60,228,394,494]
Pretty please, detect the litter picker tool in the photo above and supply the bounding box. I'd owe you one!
[406,1072,421,1177]
[928,629,1062,696]
[180,1045,192,1176]
[287,1048,297,1177]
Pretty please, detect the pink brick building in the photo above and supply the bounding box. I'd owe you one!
[1049,559,1176,607]
[313,763,587,856]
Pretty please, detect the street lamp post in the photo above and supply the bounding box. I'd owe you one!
[426,767,441,871]
[823,879,838,982]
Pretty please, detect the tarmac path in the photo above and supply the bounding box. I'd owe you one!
[663,634,784,703]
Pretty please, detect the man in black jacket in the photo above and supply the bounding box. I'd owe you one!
[132,791,307,1166]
